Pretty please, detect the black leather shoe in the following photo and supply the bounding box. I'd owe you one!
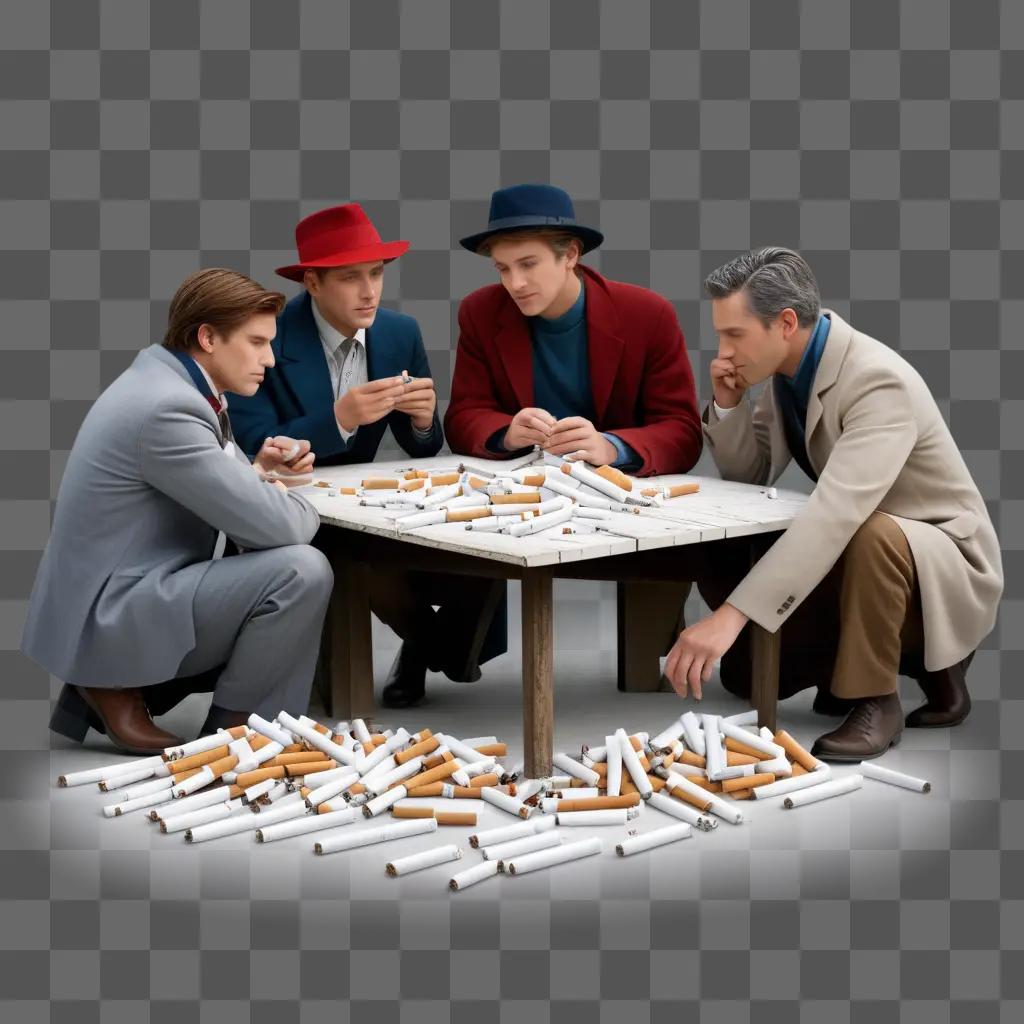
[905,651,974,728]
[381,642,428,708]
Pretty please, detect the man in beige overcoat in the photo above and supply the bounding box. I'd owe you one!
[663,247,1003,761]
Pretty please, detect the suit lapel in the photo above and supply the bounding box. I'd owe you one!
[804,309,852,450]
[495,301,535,409]
[278,293,337,413]
[581,268,625,424]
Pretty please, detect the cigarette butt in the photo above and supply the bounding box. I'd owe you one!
[686,777,723,793]
[467,475,489,489]
[339,487,357,495]
[491,492,542,504]
[402,478,426,491]
[647,774,667,792]
[311,722,331,736]
[414,470,430,479]
[679,750,707,768]
[394,736,440,765]
[422,752,454,770]
[469,773,500,788]
[404,470,419,480]
[413,728,433,742]
[521,473,545,486]
[555,793,640,813]
[284,759,336,778]
[399,759,461,790]
[234,766,287,788]
[450,785,485,799]
[447,507,492,523]
[620,778,637,795]
[169,766,204,785]
[449,860,500,891]
[595,465,633,492]
[203,754,239,780]
[666,482,700,497]
[435,812,477,826]
[772,730,818,773]
[671,788,713,812]
[429,473,461,486]
[406,783,444,797]
[170,745,230,774]
[728,788,753,800]
[473,743,507,757]
[281,743,305,753]
[267,751,330,768]
[721,772,775,793]
[725,737,768,761]
[791,762,808,776]
[726,750,761,767]
[391,806,434,819]
[362,478,401,489]
[249,734,273,751]
[370,734,388,747]
[589,762,608,776]
[641,487,658,497]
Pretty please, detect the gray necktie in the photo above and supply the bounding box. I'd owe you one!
[335,337,359,398]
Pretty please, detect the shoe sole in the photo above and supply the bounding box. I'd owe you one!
[812,731,903,763]
[905,709,971,729]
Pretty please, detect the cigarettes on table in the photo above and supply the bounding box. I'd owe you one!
[385,843,462,877]
[481,829,562,863]
[505,836,603,876]
[640,482,700,499]
[315,815,438,855]
[449,860,500,891]
[256,807,358,843]
[469,814,557,850]
[616,823,693,856]
[557,808,639,827]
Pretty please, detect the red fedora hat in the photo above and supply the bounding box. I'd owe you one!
[275,203,409,282]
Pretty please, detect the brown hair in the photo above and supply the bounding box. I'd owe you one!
[476,228,583,261]
[162,268,286,352]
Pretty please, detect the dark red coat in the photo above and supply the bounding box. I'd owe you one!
[444,265,702,476]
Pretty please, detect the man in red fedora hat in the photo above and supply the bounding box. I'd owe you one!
[229,203,506,709]
[446,184,702,474]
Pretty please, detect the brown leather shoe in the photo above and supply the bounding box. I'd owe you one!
[905,651,974,728]
[812,687,858,717]
[76,686,184,755]
[811,692,904,762]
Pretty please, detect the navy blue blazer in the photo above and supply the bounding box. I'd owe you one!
[228,292,444,465]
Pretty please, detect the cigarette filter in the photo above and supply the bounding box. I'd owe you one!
[315,815,438,855]
[161,799,242,834]
[362,477,401,489]
[663,775,713,812]
[395,736,440,765]
[449,860,500,891]
[752,768,833,801]
[551,794,640,813]
[772,730,818,773]
[595,464,633,492]
[616,823,692,856]
[386,843,463,877]
[257,807,357,842]
[551,753,601,787]
[468,773,500,789]
[557,808,634,826]
[447,506,492,523]
[784,773,863,809]
[434,811,477,826]
[726,750,763,767]
[429,473,461,487]
[164,732,232,762]
[858,761,931,793]
[718,719,785,760]
[481,787,532,819]
[469,814,557,849]
[472,743,507,758]
[505,836,602,876]
[721,772,775,793]
[491,491,542,504]
[481,830,562,863]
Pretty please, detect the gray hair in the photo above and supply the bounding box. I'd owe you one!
[704,247,821,328]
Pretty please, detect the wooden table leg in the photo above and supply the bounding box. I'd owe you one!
[521,567,554,778]
[321,551,375,721]
[749,535,782,732]
[616,580,690,692]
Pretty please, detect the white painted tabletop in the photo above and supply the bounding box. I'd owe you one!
[299,453,808,568]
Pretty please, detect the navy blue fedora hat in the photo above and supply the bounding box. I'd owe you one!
[459,183,604,254]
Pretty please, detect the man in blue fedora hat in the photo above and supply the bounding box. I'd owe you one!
[446,184,702,473]
[228,203,507,709]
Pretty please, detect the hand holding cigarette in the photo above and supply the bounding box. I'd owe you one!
[663,603,749,699]
[255,435,315,484]
[543,416,617,465]
[505,407,556,450]
[335,376,408,432]
[391,372,437,429]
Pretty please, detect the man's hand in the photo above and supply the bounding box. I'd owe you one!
[710,355,750,411]
[254,436,315,485]
[664,603,749,700]
[505,407,556,450]
[334,376,407,433]
[544,416,617,465]
[391,374,437,430]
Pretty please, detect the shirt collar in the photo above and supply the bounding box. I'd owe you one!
[192,357,227,411]
[311,298,366,355]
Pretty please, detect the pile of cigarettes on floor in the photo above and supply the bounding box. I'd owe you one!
[311,454,713,538]
[56,708,931,891]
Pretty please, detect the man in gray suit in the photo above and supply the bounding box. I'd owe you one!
[22,268,334,754]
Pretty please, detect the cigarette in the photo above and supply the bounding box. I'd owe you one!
[276,712,357,766]
[447,507,492,523]
[548,794,640,814]
[505,837,602,876]
[155,785,235,821]
[363,786,408,818]
[315,816,438,855]
[449,860,500,891]
[161,799,243,834]
[784,774,863,809]
[185,799,304,843]
[469,814,556,850]
[468,773,500,789]
[98,761,165,792]
[257,807,358,843]
[386,843,462,877]
[396,509,446,530]
[551,753,601,787]
[595,465,633,492]
[165,744,233,776]
[103,790,178,818]
[680,712,705,757]
[647,792,716,831]
[604,734,622,797]
[58,754,165,788]
[721,772,775,793]
[466,516,504,532]
[398,759,461,792]
[752,768,833,800]
[718,719,785,761]
[557,808,636,827]
[481,830,562,863]
[353,745,392,776]
[362,478,401,489]
[859,761,931,793]
[481,787,532,819]
[666,761,707,780]
[640,482,700,499]
[662,775,713,812]
[163,732,233,762]
[616,822,692,856]
[283,759,336,779]
[507,506,574,536]
[491,491,542,504]
[429,473,461,487]
[364,756,420,794]
[771,730,818,773]
[305,771,360,808]
[394,736,440,764]
[756,756,793,778]
[617,729,653,799]
[726,750,761,767]
[416,482,463,508]
[708,764,755,783]
[234,766,287,789]
[650,715,686,752]
[400,478,426,491]
[560,461,630,503]
[246,715,295,748]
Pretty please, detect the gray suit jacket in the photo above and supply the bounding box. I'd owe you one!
[21,345,321,686]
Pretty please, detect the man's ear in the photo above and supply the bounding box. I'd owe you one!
[196,323,215,353]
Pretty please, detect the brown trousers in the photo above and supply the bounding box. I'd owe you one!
[699,512,925,701]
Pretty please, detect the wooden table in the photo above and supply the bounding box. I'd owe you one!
[304,454,808,776]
